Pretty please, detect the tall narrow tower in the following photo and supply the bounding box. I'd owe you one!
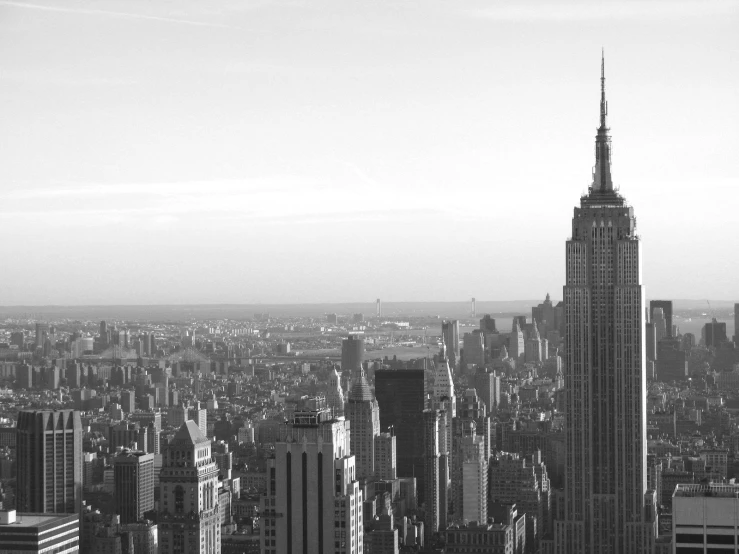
[344,368,380,481]
[159,421,220,554]
[555,54,655,554]
[431,345,456,528]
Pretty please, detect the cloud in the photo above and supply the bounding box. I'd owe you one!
[468,0,738,22]
[0,1,234,28]
[0,175,461,228]
[1,178,320,200]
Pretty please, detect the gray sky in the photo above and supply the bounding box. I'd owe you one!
[1,0,737,305]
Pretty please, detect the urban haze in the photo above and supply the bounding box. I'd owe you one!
[0,2,738,554]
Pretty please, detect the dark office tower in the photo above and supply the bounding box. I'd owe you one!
[649,301,673,338]
[480,315,497,334]
[17,363,33,389]
[656,339,688,382]
[376,298,382,318]
[112,449,155,524]
[703,318,728,347]
[423,409,441,544]
[441,320,460,370]
[121,390,135,414]
[100,320,107,338]
[555,56,654,554]
[532,293,556,335]
[34,323,49,349]
[341,334,365,376]
[16,409,83,513]
[375,369,426,501]
[10,331,24,349]
[645,322,656,362]
[735,303,739,345]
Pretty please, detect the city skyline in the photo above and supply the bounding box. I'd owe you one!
[1,0,738,304]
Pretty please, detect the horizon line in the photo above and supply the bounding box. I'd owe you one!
[0,298,736,309]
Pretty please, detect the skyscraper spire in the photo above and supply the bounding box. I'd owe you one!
[592,49,613,193]
[600,48,607,129]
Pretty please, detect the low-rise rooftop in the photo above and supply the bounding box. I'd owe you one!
[674,483,739,498]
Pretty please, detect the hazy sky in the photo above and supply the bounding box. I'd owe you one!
[1,0,737,305]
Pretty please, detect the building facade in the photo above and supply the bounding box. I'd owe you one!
[0,511,80,553]
[16,410,83,514]
[112,449,155,524]
[649,301,673,339]
[262,397,363,554]
[341,335,365,375]
[159,421,221,554]
[375,369,425,502]
[555,57,655,554]
[344,368,380,481]
[672,484,739,552]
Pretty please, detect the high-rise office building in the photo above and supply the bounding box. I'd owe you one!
[423,409,441,544]
[652,308,667,342]
[344,368,380,481]
[262,397,363,554]
[656,339,688,382]
[431,346,455,528]
[480,315,497,334]
[375,369,425,502]
[474,369,499,413]
[532,293,556,336]
[645,322,656,362]
[0,511,80,553]
[555,56,655,554]
[441,321,460,370]
[451,419,487,525]
[374,431,397,481]
[341,334,365,375]
[16,410,83,514]
[490,452,549,553]
[703,318,728,347]
[509,320,525,361]
[672,484,739,549]
[462,331,485,369]
[17,364,34,389]
[649,301,673,338]
[159,421,220,554]
[376,298,382,318]
[120,390,135,413]
[325,367,345,417]
[112,449,155,524]
[456,388,493,461]
[188,404,208,437]
[34,323,49,350]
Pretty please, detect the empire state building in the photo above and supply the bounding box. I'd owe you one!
[554,56,656,554]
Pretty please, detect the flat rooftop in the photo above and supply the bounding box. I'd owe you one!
[0,512,78,530]
[674,484,739,498]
